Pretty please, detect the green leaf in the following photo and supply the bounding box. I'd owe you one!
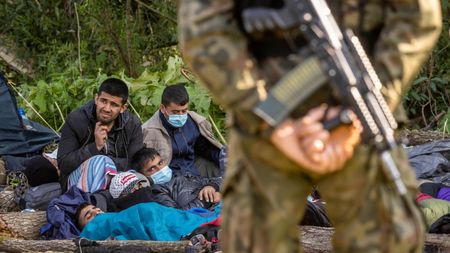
[162,56,187,84]
[413,76,428,86]
[430,82,437,92]
[410,92,422,101]
[431,77,447,85]
[34,91,48,113]
[437,109,450,133]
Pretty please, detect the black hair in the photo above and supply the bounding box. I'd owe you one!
[161,83,189,106]
[131,147,161,172]
[98,78,129,104]
[75,202,91,229]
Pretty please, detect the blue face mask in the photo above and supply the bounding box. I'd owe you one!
[168,113,188,128]
[151,166,173,185]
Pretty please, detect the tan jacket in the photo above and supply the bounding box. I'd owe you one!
[142,110,223,165]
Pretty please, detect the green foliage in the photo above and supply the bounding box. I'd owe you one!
[403,7,450,133]
[16,56,226,138]
[125,55,215,121]
[0,0,227,138]
[0,0,178,79]
[0,0,447,137]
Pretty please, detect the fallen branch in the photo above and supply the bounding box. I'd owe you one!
[0,226,448,253]
[400,129,450,146]
[0,238,190,253]
[0,45,34,76]
[0,211,46,240]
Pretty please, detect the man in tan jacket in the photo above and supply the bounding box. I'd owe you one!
[142,84,225,178]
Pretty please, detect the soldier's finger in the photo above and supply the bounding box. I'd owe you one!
[301,132,329,153]
[323,106,341,120]
[296,122,327,139]
[301,104,328,125]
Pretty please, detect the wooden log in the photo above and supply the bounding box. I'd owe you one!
[0,239,190,253]
[300,226,333,252]
[400,129,450,146]
[300,226,450,253]
[0,42,34,76]
[0,211,46,239]
[0,227,449,253]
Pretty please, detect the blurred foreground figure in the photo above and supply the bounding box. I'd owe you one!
[179,0,442,252]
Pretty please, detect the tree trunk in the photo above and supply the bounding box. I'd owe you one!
[300,226,333,252]
[0,239,190,253]
[0,211,46,239]
[400,129,450,146]
[0,228,449,253]
[299,226,450,253]
[0,213,450,252]
[0,37,34,76]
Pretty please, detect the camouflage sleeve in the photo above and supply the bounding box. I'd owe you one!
[178,0,265,113]
[373,0,442,111]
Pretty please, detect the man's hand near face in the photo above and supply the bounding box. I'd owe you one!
[95,122,109,151]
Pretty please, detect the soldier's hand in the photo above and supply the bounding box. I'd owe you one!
[94,122,108,151]
[316,107,362,172]
[270,105,330,173]
[270,105,361,175]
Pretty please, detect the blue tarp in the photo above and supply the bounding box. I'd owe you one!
[0,74,59,156]
[407,139,450,185]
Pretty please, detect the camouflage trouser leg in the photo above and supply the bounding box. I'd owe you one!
[222,129,312,253]
[221,129,425,253]
[317,145,426,253]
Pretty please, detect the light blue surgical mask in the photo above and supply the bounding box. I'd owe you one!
[168,113,188,128]
[151,166,173,185]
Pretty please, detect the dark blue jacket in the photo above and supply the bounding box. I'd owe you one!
[160,112,220,176]
[40,186,90,240]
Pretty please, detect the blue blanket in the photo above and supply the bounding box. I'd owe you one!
[80,202,219,241]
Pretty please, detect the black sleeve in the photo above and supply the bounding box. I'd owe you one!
[111,115,144,171]
[150,184,179,208]
[113,187,156,211]
[199,176,223,192]
[57,115,101,176]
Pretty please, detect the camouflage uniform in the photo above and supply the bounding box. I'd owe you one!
[179,0,442,252]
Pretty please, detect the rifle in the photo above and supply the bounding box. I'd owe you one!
[242,0,407,195]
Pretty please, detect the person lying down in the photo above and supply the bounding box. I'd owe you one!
[75,201,220,241]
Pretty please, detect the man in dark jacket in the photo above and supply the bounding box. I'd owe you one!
[57,78,144,192]
[126,147,222,210]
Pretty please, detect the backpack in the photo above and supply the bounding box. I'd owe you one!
[17,182,62,210]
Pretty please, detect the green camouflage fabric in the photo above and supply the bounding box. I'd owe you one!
[179,0,442,252]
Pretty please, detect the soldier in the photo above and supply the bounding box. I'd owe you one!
[179,0,442,252]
